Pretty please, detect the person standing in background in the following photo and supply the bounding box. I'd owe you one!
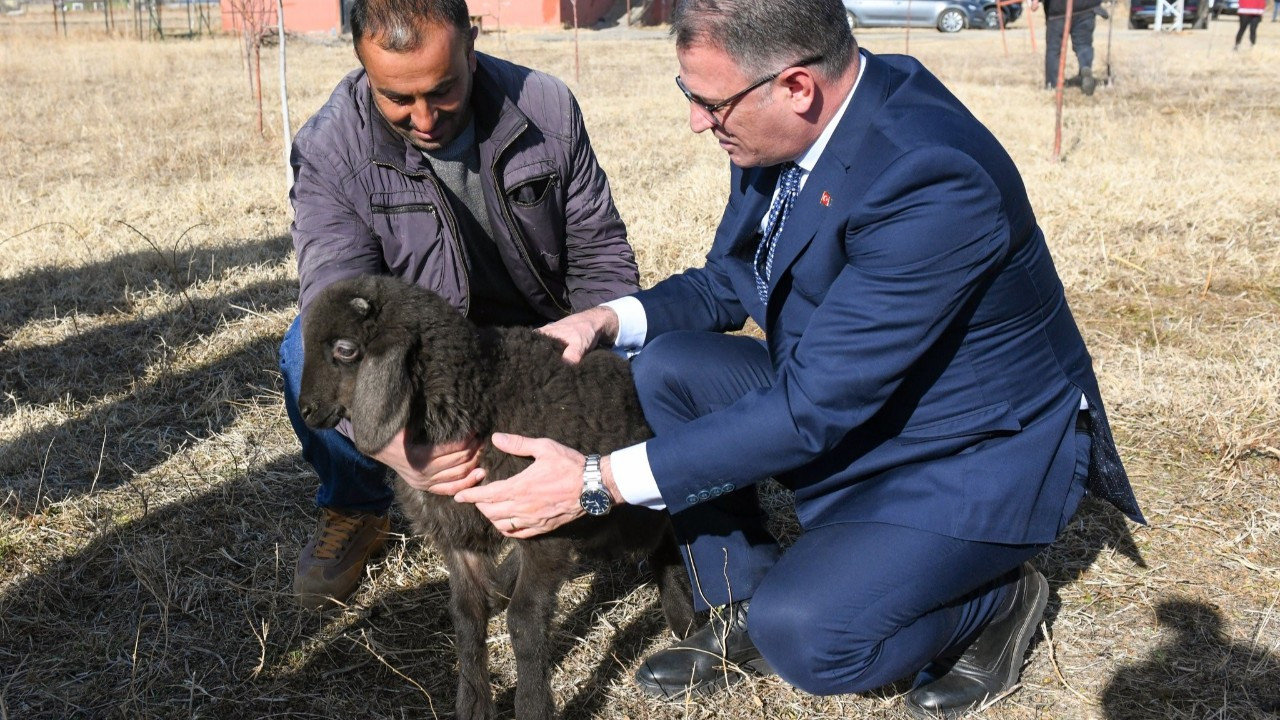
[1031,0,1108,94]
[1236,0,1264,47]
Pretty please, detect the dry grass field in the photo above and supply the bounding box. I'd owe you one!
[1,11,1278,720]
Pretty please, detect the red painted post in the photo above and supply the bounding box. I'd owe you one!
[1052,0,1075,161]
[572,0,580,83]
[1027,1,1038,52]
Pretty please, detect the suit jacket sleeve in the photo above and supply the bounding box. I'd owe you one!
[643,147,1013,514]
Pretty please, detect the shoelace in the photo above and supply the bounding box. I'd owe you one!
[313,509,363,560]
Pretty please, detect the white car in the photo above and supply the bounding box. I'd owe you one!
[843,0,989,31]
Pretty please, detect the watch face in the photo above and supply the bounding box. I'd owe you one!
[580,489,612,516]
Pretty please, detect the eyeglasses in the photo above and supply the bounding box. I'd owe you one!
[675,55,824,127]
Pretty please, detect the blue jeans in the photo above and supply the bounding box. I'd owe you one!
[279,316,394,513]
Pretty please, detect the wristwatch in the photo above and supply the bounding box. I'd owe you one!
[578,454,613,516]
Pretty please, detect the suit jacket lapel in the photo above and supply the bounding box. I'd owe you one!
[764,52,893,303]
[725,164,781,258]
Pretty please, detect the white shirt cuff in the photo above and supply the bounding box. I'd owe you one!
[612,442,666,510]
[602,296,648,351]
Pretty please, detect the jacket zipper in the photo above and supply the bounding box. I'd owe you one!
[370,161,471,316]
[509,171,560,207]
[372,202,435,214]
[491,125,571,316]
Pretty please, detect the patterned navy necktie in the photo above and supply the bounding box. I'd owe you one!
[754,162,803,304]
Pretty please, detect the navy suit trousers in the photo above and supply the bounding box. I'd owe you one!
[631,331,1087,694]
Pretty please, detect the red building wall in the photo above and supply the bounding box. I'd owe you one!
[467,0,614,28]
[221,0,630,35]
[221,0,341,35]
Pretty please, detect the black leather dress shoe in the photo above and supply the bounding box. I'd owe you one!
[903,562,1049,719]
[634,599,774,699]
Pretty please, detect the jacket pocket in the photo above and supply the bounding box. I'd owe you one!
[369,191,448,288]
[896,401,1023,444]
[502,167,566,277]
[371,191,441,229]
[509,171,558,207]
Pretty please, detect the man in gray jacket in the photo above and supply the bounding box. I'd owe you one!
[280,0,639,609]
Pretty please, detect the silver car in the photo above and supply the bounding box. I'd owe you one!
[843,0,988,32]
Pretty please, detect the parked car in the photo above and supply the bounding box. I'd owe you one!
[1210,0,1239,17]
[843,0,988,32]
[984,0,1024,27]
[1128,0,1204,28]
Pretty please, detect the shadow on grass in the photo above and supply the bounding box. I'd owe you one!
[278,552,681,719]
[0,234,292,341]
[1100,598,1280,719]
[0,455,330,718]
[0,235,296,514]
[0,278,293,414]
[1037,494,1148,630]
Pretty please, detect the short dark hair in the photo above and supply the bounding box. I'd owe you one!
[350,0,471,52]
[671,0,855,81]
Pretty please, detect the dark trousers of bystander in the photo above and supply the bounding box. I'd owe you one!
[1236,14,1261,46]
[1044,12,1097,86]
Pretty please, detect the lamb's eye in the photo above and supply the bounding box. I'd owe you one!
[332,339,361,363]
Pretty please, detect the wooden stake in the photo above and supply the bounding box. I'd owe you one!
[572,0,580,83]
[905,0,913,53]
[277,0,293,193]
[998,0,1009,55]
[1027,2,1038,52]
[1052,0,1075,161]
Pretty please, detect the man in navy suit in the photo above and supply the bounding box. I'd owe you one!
[443,0,1144,715]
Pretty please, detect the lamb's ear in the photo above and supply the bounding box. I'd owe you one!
[349,341,412,455]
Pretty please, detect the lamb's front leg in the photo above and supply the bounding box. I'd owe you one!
[507,540,575,720]
[445,548,498,720]
[651,527,698,639]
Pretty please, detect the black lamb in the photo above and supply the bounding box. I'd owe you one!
[297,274,696,720]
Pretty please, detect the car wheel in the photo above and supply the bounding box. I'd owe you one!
[1129,17,1147,28]
[937,7,966,31]
[985,7,1001,27]
[846,10,860,27]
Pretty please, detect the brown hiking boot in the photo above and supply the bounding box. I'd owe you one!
[294,508,390,610]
